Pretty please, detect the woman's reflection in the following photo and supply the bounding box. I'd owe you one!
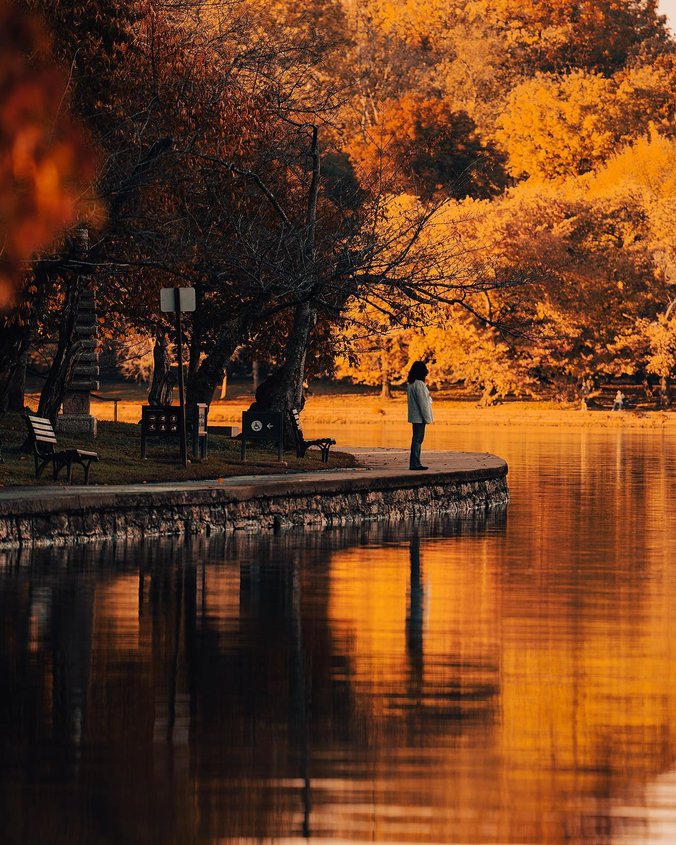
[406,532,425,689]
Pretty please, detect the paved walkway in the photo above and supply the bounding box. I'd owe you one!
[345,448,501,472]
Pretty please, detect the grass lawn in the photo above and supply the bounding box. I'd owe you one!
[0,413,359,487]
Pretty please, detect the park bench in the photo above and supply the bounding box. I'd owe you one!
[25,414,99,483]
[288,408,336,463]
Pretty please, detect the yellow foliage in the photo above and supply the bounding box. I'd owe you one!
[408,321,538,403]
[586,133,676,276]
[497,64,675,180]
[612,306,676,383]
[361,0,462,46]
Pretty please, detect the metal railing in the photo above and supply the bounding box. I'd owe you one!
[90,393,120,422]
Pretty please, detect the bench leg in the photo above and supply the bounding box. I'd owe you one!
[67,461,73,484]
[53,458,68,481]
[83,461,92,484]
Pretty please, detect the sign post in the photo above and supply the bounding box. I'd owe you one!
[161,288,196,468]
[241,411,284,461]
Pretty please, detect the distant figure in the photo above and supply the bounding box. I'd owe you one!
[407,361,434,471]
[612,390,625,411]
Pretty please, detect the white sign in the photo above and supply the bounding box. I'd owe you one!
[160,287,196,313]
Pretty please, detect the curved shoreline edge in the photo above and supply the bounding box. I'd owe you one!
[0,454,509,548]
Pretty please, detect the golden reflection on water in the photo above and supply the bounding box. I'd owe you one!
[1,425,676,844]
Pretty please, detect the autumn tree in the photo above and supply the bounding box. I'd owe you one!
[467,0,670,75]
[6,0,673,423]
[348,94,504,199]
[341,172,671,403]
[346,0,670,161]
[10,0,265,420]
[591,133,676,403]
[333,300,414,398]
[611,305,676,407]
[409,319,538,405]
[0,0,97,412]
[497,60,676,180]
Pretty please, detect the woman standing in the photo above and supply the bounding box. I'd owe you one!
[407,361,433,470]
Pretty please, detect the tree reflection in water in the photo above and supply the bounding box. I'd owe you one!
[2,489,676,843]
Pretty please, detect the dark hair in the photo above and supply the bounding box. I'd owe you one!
[407,361,428,384]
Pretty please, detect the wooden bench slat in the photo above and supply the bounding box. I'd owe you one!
[29,421,54,429]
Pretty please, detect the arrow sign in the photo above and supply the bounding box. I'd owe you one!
[241,410,285,462]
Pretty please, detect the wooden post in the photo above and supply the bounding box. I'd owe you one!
[174,288,188,468]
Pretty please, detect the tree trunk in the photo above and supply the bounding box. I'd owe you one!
[7,349,28,412]
[185,314,249,412]
[252,359,262,390]
[0,265,50,415]
[249,125,322,421]
[38,274,83,424]
[380,348,392,398]
[0,323,30,414]
[478,383,497,407]
[251,301,316,417]
[658,374,671,409]
[148,329,174,406]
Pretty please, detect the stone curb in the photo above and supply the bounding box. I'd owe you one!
[0,455,509,547]
[0,462,506,517]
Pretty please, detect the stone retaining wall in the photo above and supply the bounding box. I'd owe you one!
[0,466,508,548]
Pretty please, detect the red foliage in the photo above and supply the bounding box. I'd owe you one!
[0,0,97,309]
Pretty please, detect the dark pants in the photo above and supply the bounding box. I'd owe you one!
[409,422,426,469]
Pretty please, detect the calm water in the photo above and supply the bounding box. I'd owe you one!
[2,424,676,844]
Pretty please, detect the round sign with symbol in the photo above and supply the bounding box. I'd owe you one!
[251,420,263,432]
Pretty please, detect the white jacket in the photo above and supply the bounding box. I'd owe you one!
[407,380,433,424]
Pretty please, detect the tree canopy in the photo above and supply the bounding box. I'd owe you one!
[1,0,675,414]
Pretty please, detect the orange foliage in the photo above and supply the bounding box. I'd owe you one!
[363,0,460,47]
[0,0,97,309]
[348,94,498,198]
